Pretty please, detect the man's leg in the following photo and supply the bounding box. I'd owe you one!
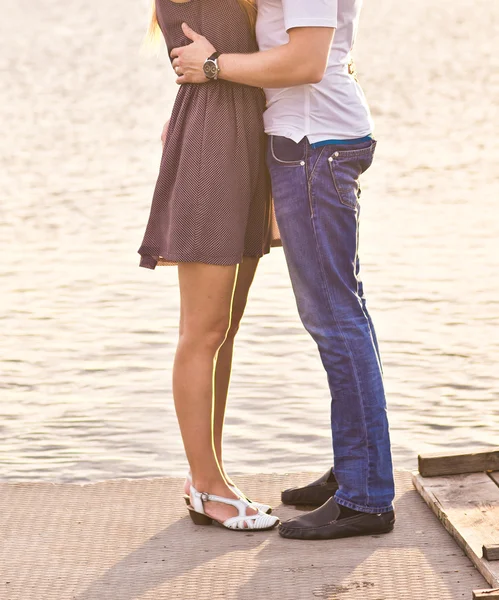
[267,136,395,537]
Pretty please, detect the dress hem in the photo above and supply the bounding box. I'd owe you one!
[138,248,273,270]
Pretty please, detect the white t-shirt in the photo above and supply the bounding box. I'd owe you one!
[255,0,374,143]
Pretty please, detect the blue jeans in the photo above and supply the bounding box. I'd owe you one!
[267,135,395,513]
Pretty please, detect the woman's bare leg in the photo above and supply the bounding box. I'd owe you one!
[173,262,256,522]
[213,257,259,483]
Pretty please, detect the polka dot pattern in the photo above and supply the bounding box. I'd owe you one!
[138,0,278,268]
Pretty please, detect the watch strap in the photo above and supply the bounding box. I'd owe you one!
[204,51,221,80]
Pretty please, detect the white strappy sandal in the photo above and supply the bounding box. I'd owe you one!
[184,472,273,514]
[188,485,279,531]
[228,483,273,515]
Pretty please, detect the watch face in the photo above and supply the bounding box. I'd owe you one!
[203,60,217,79]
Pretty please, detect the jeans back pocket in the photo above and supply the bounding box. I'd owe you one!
[327,141,376,209]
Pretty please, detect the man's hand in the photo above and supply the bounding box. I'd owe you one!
[171,23,216,85]
[161,118,170,147]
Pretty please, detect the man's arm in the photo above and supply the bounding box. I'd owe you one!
[171,23,335,88]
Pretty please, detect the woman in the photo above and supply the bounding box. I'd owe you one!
[138,0,279,531]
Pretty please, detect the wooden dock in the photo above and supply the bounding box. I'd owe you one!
[0,470,489,599]
[414,449,499,600]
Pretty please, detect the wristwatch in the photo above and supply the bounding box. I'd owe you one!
[203,52,221,80]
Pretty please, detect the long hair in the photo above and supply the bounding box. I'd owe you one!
[147,0,257,44]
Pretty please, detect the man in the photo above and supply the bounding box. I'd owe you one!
[171,0,395,541]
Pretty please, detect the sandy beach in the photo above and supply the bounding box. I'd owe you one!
[1,0,498,482]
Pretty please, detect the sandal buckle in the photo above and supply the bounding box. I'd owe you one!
[200,492,210,502]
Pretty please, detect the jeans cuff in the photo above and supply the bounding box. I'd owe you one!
[334,493,394,514]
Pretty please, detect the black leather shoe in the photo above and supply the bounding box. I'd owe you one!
[281,468,339,507]
[279,497,395,540]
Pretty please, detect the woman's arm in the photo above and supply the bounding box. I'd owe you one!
[171,24,335,88]
[161,118,170,148]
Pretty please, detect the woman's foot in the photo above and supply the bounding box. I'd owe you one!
[188,484,279,531]
[228,483,273,514]
[215,467,273,514]
[183,470,236,496]
[184,472,273,514]
[191,480,259,525]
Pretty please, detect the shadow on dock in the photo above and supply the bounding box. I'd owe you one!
[0,472,487,599]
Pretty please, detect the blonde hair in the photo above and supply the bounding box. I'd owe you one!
[147,0,257,44]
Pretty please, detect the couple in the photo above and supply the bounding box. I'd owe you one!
[138,0,395,540]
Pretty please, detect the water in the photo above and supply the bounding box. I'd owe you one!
[1,0,498,482]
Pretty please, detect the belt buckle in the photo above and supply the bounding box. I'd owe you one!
[348,59,358,81]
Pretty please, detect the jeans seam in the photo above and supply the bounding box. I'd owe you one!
[309,157,371,507]
[354,203,361,306]
[328,159,359,210]
[306,143,314,218]
[309,146,326,183]
[355,209,381,374]
[334,495,393,514]
[324,140,376,159]
[306,146,326,219]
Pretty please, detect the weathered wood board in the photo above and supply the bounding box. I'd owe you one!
[418,449,499,477]
[491,472,499,487]
[413,471,499,589]
[484,545,499,561]
[473,590,499,599]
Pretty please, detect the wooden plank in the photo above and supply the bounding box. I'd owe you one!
[473,590,499,599]
[484,546,499,561]
[490,472,499,487]
[418,449,499,477]
[413,471,499,588]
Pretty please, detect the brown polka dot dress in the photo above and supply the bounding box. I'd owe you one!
[138,0,278,269]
